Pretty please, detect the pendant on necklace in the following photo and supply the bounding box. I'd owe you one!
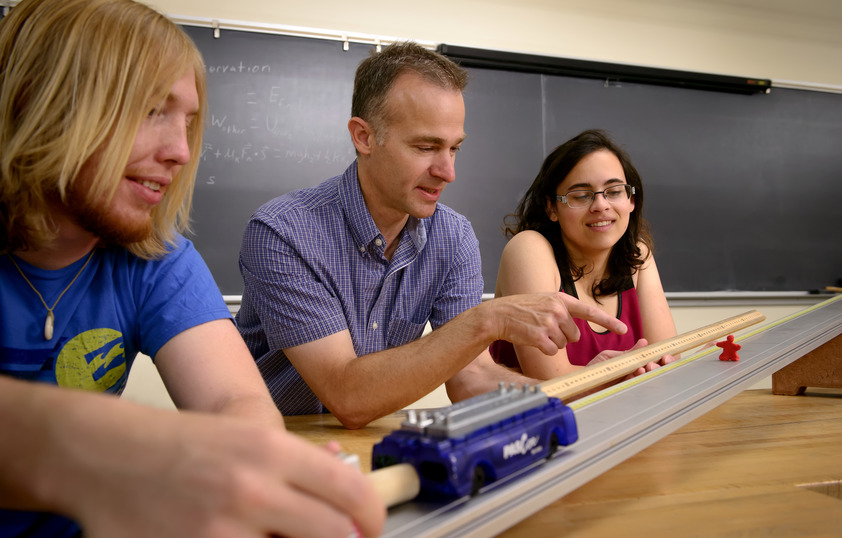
[45,311,54,340]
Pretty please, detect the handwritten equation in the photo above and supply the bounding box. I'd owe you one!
[201,143,351,165]
[194,49,361,188]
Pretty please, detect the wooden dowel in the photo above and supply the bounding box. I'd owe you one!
[368,463,421,507]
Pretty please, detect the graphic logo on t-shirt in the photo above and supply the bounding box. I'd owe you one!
[55,329,126,392]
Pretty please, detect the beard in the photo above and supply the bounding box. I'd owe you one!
[65,181,154,247]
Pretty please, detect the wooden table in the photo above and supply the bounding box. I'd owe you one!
[286,388,842,537]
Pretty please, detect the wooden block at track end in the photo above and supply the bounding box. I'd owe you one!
[772,334,842,395]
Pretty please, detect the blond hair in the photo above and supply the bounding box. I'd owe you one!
[0,0,207,258]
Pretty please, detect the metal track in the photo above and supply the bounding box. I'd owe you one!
[402,383,548,438]
[380,295,842,537]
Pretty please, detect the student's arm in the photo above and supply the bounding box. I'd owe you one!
[286,290,625,429]
[634,245,678,367]
[0,375,384,538]
[635,246,677,345]
[494,230,584,379]
[155,319,285,429]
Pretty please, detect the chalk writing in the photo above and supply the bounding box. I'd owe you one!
[284,148,348,165]
[200,143,353,168]
[268,87,307,113]
[201,143,269,164]
[209,114,247,135]
[207,62,271,75]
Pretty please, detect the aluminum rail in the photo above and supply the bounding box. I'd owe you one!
[380,295,842,537]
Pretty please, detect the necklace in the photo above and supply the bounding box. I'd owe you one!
[6,250,96,341]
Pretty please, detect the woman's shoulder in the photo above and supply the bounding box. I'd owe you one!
[631,240,653,269]
[637,240,652,260]
[633,241,664,289]
[505,229,554,253]
[497,230,560,295]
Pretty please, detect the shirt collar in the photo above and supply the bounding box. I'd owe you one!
[338,160,428,256]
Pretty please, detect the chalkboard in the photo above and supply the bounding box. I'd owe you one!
[183,26,374,295]
[445,70,842,293]
[183,25,842,295]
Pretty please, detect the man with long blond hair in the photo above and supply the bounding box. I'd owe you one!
[0,0,384,536]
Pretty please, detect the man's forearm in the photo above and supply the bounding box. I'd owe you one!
[309,302,502,428]
[299,292,603,428]
[213,392,287,430]
[445,351,538,403]
[0,376,387,537]
[0,377,170,516]
[0,376,56,511]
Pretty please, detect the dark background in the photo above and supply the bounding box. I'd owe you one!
[183,25,842,295]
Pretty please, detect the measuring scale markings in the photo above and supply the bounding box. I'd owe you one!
[540,310,766,402]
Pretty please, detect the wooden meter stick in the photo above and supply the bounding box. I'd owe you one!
[539,310,767,402]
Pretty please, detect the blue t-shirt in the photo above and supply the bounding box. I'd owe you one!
[236,160,483,415]
[0,235,231,537]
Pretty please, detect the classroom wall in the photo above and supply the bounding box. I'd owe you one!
[153,0,842,88]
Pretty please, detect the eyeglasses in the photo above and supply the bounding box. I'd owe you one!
[556,184,635,208]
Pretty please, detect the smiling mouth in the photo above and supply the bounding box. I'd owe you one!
[136,179,162,192]
[418,187,440,196]
[587,220,612,227]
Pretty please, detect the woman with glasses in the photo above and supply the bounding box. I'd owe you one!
[491,129,677,381]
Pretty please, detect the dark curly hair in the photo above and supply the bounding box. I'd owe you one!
[503,129,653,299]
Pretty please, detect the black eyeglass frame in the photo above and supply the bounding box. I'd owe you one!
[555,184,635,208]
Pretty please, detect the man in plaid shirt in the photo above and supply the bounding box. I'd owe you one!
[237,42,626,429]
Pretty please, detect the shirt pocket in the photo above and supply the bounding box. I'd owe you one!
[386,318,428,348]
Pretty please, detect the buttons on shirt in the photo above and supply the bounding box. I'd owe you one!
[358,238,384,254]
[372,322,379,330]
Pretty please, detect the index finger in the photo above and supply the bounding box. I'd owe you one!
[556,292,627,335]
